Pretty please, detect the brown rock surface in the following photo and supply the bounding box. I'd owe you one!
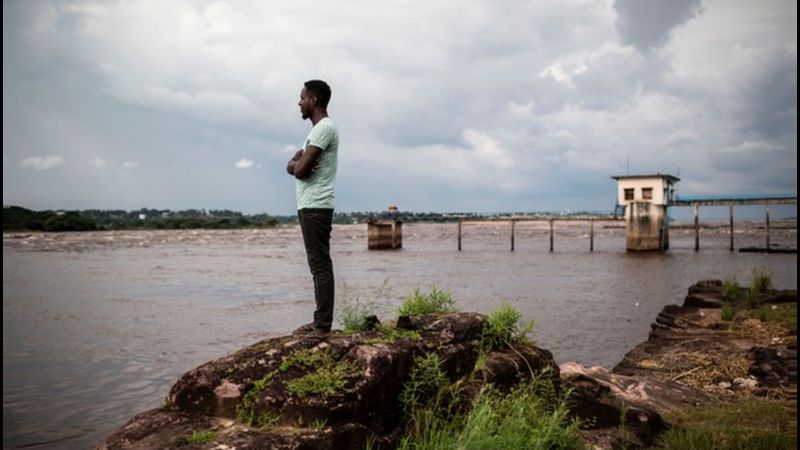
[561,280,797,449]
[97,312,557,449]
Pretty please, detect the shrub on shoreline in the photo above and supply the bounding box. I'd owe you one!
[398,286,457,316]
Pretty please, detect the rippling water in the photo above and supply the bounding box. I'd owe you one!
[3,222,796,449]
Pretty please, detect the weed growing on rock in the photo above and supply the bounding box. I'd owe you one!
[722,275,739,303]
[481,304,535,351]
[279,348,333,372]
[399,353,452,414]
[235,370,278,426]
[365,325,422,344]
[292,416,329,431]
[747,286,761,309]
[338,281,382,332]
[721,302,735,322]
[748,303,797,332]
[256,412,280,431]
[310,418,328,431]
[398,286,457,316]
[286,360,359,398]
[750,266,774,294]
[186,430,216,445]
[339,298,376,332]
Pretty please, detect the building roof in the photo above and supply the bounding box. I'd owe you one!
[611,174,680,183]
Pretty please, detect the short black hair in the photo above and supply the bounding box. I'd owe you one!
[304,79,331,108]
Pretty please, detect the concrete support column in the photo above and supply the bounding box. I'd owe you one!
[625,202,666,251]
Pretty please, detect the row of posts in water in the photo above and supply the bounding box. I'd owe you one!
[457,210,777,252]
[457,218,608,252]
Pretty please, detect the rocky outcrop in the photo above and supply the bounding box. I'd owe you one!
[98,282,796,449]
[97,313,557,449]
[561,280,797,448]
[613,281,797,394]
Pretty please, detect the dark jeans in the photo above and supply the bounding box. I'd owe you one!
[298,208,334,329]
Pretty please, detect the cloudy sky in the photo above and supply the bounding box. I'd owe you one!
[3,0,797,216]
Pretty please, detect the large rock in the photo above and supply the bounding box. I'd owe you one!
[97,313,558,449]
[560,362,713,449]
[614,281,797,392]
[560,280,797,449]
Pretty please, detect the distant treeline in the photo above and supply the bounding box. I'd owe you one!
[2,207,469,232]
[3,206,289,232]
[3,206,616,232]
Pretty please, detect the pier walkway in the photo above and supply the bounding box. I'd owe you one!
[671,194,797,251]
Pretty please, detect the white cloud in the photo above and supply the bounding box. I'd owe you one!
[89,157,107,167]
[122,161,140,168]
[19,155,65,170]
[235,158,255,169]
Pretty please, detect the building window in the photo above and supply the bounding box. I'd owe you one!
[642,188,653,200]
[624,188,634,201]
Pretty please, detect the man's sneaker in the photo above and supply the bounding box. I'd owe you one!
[292,323,331,335]
[308,326,331,337]
[299,327,331,346]
[292,323,315,334]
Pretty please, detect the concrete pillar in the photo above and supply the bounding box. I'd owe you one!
[368,220,402,249]
[625,201,667,251]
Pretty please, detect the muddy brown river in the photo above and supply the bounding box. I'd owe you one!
[3,222,796,448]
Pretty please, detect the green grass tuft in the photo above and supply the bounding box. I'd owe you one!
[721,302,735,321]
[399,353,451,414]
[748,303,797,332]
[338,291,378,332]
[746,285,760,309]
[235,370,277,426]
[481,304,534,351]
[279,348,334,372]
[365,325,422,344]
[722,275,739,303]
[285,360,359,398]
[750,266,774,294]
[186,430,216,445]
[398,286,458,316]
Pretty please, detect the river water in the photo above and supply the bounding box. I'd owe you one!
[3,222,797,449]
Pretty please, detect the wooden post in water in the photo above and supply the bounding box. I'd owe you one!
[765,202,771,251]
[590,219,594,252]
[510,219,515,252]
[729,206,734,252]
[458,219,462,251]
[694,204,700,251]
[549,219,554,252]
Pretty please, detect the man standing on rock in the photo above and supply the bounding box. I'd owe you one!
[286,79,339,338]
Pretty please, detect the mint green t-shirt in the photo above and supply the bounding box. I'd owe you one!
[296,117,339,209]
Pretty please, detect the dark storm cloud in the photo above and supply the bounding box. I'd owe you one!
[614,0,702,51]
